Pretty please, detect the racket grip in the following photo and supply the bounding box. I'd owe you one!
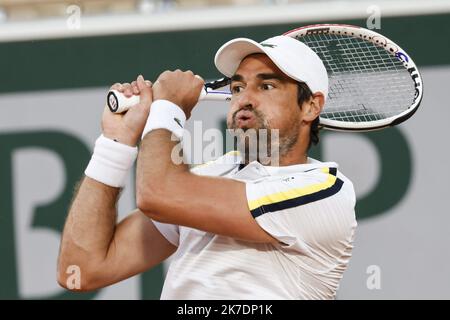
[107,90,140,113]
[107,89,208,114]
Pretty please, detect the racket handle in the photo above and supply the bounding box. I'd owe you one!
[107,88,228,113]
[107,90,140,113]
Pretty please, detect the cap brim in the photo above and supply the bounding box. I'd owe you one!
[214,38,267,77]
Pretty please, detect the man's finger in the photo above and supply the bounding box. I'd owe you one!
[194,74,204,83]
[131,81,140,95]
[137,75,152,106]
[110,83,124,91]
[123,83,133,97]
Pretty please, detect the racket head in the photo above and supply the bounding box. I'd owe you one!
[283,24,423,131]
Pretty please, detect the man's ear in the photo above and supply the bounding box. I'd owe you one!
[303,92,325,122]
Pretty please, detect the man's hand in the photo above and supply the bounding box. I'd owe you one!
[152,70,204,119]
[102,75,152,146]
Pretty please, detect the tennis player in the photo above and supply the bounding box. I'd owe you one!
[58,35,357,299]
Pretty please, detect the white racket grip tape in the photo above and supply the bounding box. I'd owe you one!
[107,90,140,113]
[107,88,228,114]
[85,135,138,188]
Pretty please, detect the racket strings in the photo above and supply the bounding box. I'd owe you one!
[298,33,416,123]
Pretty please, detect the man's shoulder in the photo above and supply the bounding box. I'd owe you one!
[308,158,356,207]
[306,158,352,182]
[262,157,342,180]
[276,157,356,204]
[190,151,241,177]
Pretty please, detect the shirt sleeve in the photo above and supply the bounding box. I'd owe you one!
[150,161,223,247]
[152,220,180,247]
[245,167,356,254]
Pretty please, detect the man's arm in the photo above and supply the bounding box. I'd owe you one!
[57,177,176,291]
[137,131,275,243]
[58,77,176,291]
[136,70,277,244]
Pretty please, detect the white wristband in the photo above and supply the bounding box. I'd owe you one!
[84,135,138,188]
[142,100,186,140]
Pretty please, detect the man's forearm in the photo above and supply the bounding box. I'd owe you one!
[58,176,120,284]
[136,130,188,213]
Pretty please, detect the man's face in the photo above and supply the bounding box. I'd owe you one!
[227,53,307,162]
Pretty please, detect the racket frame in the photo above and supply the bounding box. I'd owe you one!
[283,24,423,131]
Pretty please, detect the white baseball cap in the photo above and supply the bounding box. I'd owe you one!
[214,35,328,100]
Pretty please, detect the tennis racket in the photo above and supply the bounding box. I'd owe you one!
[107,24,423,132]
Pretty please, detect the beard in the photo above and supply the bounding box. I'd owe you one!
[228,107,299,165]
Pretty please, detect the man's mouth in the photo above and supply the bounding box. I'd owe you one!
[235,110,256,127]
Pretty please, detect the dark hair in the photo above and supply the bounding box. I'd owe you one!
[297,82,320,149]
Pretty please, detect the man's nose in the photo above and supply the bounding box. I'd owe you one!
[236,87,257,110]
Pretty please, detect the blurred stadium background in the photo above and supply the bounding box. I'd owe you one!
[1,0,449,299]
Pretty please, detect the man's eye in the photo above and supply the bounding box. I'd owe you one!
[262,83,275,90]
[231,85,243,94]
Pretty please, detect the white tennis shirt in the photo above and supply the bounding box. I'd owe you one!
[153,152,357,299]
